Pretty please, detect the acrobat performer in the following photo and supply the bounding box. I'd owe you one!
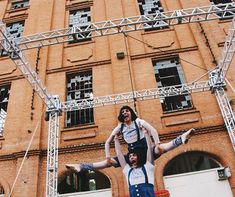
[114,126,155,197]
[66,105,195,172]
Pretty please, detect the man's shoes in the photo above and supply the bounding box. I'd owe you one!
[181,128,195,144]
[65,164,81,172]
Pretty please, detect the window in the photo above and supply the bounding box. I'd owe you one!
[0,185,4,195]
[69,8,92,43]
[0,85,10,136]
[211,0,231,4]
[11,0,29,10]
[58,171,111,194]
[210,0,235,19]
[137,0,168,31]
[66,71,94,127]
[0,21,25,57]
[153,58,193,112]
[164,152,221,176]
[7,21,24,39]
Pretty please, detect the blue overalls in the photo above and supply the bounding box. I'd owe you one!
[128,165,155,197]
[113,121,148,167]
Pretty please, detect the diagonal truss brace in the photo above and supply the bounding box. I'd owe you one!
[0,22,59,110]
[209,16,235,90]
[217,16,235,80]
[13,3,235,50]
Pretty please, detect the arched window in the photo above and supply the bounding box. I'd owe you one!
[58,170,111,194]
[164,151,221,176]
[0,185,4,196]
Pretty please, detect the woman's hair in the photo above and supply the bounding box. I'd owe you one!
[118,105,138,122]
[127,147,146,167]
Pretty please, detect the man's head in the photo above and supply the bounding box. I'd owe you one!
[118,106,137,123]
[127,147,145,168]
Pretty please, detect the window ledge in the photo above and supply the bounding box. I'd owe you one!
[64,40,94,48]
[61,124,98,141]
[142,26,173,35]
[161,108,201,127]
[218,18,233,24]
[6,6,30,14]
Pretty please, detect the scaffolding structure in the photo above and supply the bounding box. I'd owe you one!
[0,2,235,197]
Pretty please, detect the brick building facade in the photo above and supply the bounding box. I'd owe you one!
[0,0,234,197]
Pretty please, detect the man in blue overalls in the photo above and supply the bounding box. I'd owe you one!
[114,125,155,197]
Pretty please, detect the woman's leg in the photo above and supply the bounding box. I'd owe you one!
[65,158,118,172]
[155,128,195,154]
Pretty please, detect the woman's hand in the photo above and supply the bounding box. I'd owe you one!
[106,157,112,167]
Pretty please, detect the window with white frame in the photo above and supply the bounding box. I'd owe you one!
[58,170,110,194]
[11,0,29,10]
[210,0,235,19]
[137,0,168,30]
[0,21,25,57]
[0,85,10,136]
[153,58,193,112]
[164,151,221,176]
[65,71,94,127]
[69,8,92,43]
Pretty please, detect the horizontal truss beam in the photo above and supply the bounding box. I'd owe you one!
[14,3,235,50]
[59,81,210,112]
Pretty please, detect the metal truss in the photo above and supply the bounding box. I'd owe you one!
[13,3,235,51]
[215,88,235,150]
[217,17,235,81]
[60,81,210,112]
[0,22,58,109]
[46,111,59,197]
[0,3,235,197]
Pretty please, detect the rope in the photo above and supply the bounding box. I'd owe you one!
[123,32,138,114]
[8,109,43,197]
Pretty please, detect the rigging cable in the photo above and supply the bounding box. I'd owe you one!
[123,32,138,114]
[125,33,208,71]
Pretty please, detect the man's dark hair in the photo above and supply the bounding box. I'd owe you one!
[127,147,146,167]
[118,105,138,122]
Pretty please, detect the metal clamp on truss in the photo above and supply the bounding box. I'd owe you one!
[45,95,62,121]
[209,69,226,93]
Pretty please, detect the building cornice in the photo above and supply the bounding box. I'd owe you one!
[130,46,198,60]
[0,124,226,160]
[46,59,111,74]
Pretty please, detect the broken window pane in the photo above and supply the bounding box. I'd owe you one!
[0,84,10,136]
[137,0,168,31]
[0,21,25,57]
[0,85,11,112]
[65,71,94,127]
[69,8,92,43]
[210,0,235,19]
[153,58,193,112]
[11,0,29,10]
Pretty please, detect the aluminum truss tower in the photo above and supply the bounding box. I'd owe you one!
[0,3,235,197]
